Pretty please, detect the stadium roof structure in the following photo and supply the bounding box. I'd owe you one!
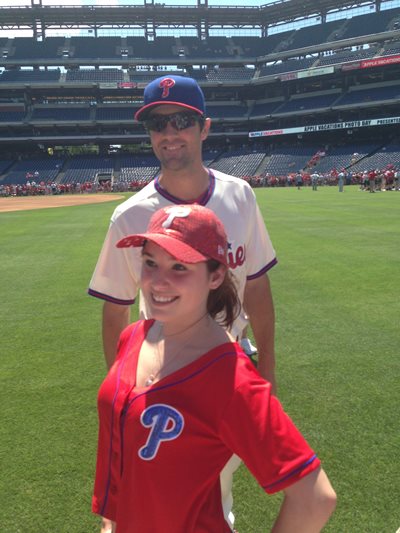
[0,0,391,39]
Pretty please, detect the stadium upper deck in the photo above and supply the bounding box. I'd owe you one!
[0,8,399,69]
[0,1,399,150]
[0,1,390,38]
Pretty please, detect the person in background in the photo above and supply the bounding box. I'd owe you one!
[394,168,400,190]
[368,169,376,193]
[338,169,345,192]
[311,171,319,191]
[295,171,303,189]
[92,204,337,533]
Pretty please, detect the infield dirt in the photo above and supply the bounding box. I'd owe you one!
[0,193,123,213]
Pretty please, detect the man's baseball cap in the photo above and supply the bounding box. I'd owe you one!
[134,75,206,121]
[116,204,227,267]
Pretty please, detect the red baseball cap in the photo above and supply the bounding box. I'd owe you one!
[116,204,228,266]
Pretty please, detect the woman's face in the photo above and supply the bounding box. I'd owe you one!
[140,241,223,332]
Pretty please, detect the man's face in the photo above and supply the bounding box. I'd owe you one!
[146,104,211,172]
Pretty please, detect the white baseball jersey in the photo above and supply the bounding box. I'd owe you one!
[88,169,277,339]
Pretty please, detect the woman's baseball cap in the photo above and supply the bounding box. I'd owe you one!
[116,204,228,267]
[134,75,206,121]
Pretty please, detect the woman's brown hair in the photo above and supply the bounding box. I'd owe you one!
[206,259,241,330]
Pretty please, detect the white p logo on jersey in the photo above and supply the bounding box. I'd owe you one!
[138,404,184,460]
[162,206,191,229]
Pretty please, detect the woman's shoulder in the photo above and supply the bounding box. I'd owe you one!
[118,319,154,348]
[201,339,258,380]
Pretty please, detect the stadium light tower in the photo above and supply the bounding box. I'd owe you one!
[31,0,44,41]
[198,0,209,38]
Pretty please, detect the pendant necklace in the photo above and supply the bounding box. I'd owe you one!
[145,313,208,387]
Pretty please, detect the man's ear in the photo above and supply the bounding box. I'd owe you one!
[201,118,211,141]
[209,264,226,290]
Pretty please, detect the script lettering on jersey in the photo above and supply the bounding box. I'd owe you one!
[138,404,184,460]
[227,243,246,269]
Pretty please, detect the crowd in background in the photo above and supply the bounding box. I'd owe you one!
[0,179,109,197]
[1,166,400,197]
[237,166,400,191]
[245,165,400,191]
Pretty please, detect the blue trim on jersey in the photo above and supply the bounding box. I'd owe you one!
[154,169,215,206]
[262,454,318,491]
[119,347,238,460]
[88,287,135,306]
[100,322,141,516]
[200,169,215,205]
[246,257,278,281]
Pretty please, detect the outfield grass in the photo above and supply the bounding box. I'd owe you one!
[0,186,398,532]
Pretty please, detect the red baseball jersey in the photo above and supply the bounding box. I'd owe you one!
[92,320,320,532]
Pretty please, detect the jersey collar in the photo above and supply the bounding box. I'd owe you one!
[154,169,215,206]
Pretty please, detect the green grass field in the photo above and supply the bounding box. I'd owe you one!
[0,186,398,532]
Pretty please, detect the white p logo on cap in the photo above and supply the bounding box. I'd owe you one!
[162,206,191,229]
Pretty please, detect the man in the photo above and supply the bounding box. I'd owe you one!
[368,168,376,193]
[311,171,319,191]
[395,167,400,190]
[88,75,277,532]
[338,169,345,192]
[295,170,303,189]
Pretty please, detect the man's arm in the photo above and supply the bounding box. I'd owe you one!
[243,274,276,394]
[102,301,131,369]
[271,468,337,533]
[100,517,116,533]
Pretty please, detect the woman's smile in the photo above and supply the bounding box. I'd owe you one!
[151,293,178,305]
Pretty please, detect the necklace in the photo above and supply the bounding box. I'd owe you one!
[144,313,208,387]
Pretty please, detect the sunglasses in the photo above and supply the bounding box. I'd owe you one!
[143,111,205,132]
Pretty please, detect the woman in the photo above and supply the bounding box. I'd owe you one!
[92,204,336,533]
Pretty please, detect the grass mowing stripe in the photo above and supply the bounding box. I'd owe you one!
[0,187,398,532]
[1,199,122,533]
[233,186,399,533]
